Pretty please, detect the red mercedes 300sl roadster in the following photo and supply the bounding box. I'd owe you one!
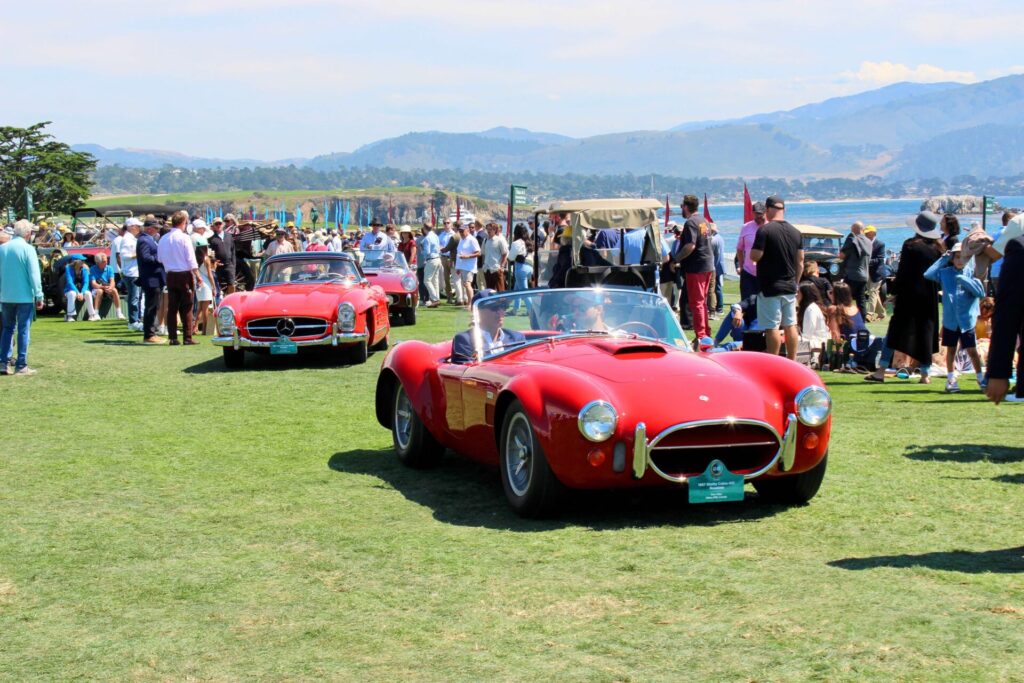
[214,252,390,368]
[375,288,832,517]
[360,251,419,325]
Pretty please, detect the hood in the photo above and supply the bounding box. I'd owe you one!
[362,270,410,293]
[227,283,352,319]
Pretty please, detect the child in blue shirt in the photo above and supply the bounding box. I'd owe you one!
[923,244,986,393]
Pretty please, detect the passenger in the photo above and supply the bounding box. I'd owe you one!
[64,256,98,321]
[89,252,124,320]
[451,289,526,363]
[561,290,608,332]
[714,295,758,349]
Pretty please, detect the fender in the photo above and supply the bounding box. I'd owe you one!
[376,340,450,441]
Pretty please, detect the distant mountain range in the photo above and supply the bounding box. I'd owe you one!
[74,74,1024,180]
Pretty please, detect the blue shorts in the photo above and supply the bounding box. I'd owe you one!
[756,293,798,329]
[941,327,976,349]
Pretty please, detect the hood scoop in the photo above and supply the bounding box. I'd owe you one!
[590,340,669,357]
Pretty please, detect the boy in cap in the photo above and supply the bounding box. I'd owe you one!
[923,242,986,393]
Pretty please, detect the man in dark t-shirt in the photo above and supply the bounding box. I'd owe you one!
[750,196,804,360]
[671,194,715,342]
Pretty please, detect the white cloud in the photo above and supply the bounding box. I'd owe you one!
[844,61,976,85]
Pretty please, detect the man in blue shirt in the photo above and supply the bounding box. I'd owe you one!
[89,252,124,320]
[707,224,726,317]
[419,223,442,307]
[0,220,44,375]
[359,221,396,254]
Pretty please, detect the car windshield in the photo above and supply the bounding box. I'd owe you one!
[802,236,841,254]
[257,256,361,285]
[361,251,410,273]
[457,288,690,362]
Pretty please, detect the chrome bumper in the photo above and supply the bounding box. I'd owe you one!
[632,415,798,483]
[212,324,367,350]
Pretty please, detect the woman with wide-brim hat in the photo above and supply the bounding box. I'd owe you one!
[865,212,945,383]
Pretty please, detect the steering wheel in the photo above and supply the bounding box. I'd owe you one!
[613,321,659,337]
[322,272,347,281]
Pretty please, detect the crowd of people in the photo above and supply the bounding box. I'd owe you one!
[1,200,1021,404]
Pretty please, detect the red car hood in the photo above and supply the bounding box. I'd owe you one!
[362,269,408,294]
[229,283,351,319]
[505,338,783,424]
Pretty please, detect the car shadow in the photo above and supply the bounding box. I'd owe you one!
[327,449,787,531]
[829,546,1024,574]
[904,443,1024,464]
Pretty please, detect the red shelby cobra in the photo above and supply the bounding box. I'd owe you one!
[360,251,419,325]
[214,252,390,368]
[376,288,832,517]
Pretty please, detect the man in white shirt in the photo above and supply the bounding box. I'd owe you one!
[438,220,456,301]
[119,218,143,330]
[264,227,296,257]
[329,230,343,252]
[482,223,509,291]
[156,211,200,345]
[455,223,481,307]
[359,221,396,253]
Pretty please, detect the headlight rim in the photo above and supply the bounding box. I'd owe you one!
[401,274,418,293]
[577,400,618,443]
[337,301,356,332]
[795,385,831,426]
[216,306,236,334]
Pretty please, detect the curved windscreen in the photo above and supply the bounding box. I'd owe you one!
[257,257,361,285]
[361,251,410,273]
[458,288,690,361]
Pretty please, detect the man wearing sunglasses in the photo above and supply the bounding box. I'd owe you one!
[450,289,526,363]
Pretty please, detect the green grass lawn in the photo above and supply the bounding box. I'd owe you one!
[1,291,1022,680]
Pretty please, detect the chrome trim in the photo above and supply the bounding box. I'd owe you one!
[213,331,367,349]
[631,416,798,483]
[577,400,618,443]
[794,386,832,426]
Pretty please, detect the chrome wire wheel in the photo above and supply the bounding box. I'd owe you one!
[394,386,413,452]
[504,412,533,497]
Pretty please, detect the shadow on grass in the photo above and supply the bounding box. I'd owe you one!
[184,349,367,374]
[327,448,786,531]
[829,546,1024,574]
[84,339,144,346]
[904,443,1024,464]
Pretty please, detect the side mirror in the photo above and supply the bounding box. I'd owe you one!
[360,277,369,287]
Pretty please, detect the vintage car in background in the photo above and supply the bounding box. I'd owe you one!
[213,252,390,369]
[375,287,832,517]
[795,224,843,281]
[38,245,109,311]
[360,251,419,325]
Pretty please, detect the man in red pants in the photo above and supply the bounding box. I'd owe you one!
[671,194,715,344]
[156,211,200,345]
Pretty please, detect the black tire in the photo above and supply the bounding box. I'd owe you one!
[347,339,368,364]
[499,400,564,518]
[371,332,389,352]
[401,306,416,326]
[392,383,444,468]
[753,452,828,504]
[222,347,245,369]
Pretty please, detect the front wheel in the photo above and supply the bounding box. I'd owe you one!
[222,347,245,369]
[347,340,368,364]
[392,383,444,468]
[500,400,564,518]
[401,306,416,326]
[753,452,828,504]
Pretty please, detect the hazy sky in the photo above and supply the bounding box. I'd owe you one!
[3,0,1021,159]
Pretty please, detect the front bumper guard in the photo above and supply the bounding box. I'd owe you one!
[212,323,367,351]
[632,414,798,483]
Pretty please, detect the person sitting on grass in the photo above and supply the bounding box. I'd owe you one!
[64,256,98,322]
[89,253,124,320]
[713,295,758,350]
[924,243,986,393]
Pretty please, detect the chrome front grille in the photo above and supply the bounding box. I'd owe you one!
[644,419,782,482]
[246,317,329,339]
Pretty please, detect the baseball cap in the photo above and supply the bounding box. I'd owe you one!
[211,217,224,225]
[142,218,161,229]
[124,218,143,228]
[765,196,785,210]
[193,236,209,247]
[473,288,500,307]
[864,224,877,234]
[275,226,287,234]
[751,201,766,214]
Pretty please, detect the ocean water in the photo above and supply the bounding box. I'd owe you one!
[680,195,1024,255]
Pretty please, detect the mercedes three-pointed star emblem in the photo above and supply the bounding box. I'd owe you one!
[276,317,296,336]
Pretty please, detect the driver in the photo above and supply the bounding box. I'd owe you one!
[561,290,608,332]
[451,289,526,363]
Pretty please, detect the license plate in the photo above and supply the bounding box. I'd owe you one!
[688,459,745,504]
[270,336,298,355]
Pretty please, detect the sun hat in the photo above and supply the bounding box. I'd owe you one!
[905,211,942,239]
[124,217,143,228]
[192,219,208,230]
[223,213,236,222]
[399,224,413,234]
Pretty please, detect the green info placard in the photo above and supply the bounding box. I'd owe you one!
[270,336,298,355]
[688,459,745,504]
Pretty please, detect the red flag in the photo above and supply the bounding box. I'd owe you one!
[430,200,436,227]
[742,184,754,224]
[664,194,669,227]
[703,193,714,223]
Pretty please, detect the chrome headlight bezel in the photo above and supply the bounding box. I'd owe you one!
[401,274,418,293]
[337,302,356,332]
[828,262,840,276]
[216,306,236,335]
[578,400,618,443]
[795,386,831,426]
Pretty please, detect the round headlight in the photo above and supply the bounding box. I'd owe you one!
[337,302,356,331]
[828,262,840,275]
[216,307,235,334]
[401,274,418,292]
[795,386,831,426]
[578,401,618,443]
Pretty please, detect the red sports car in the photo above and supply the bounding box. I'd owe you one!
[375,287,832,517]
[214,252,390,368]
[360,251,419,325]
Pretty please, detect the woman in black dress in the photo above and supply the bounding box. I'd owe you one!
[865,212,945,383]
